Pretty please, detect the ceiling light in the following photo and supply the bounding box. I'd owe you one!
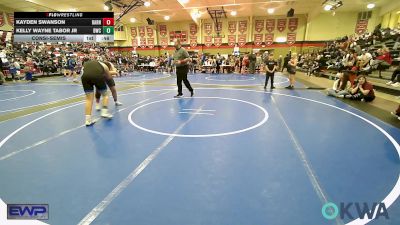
[104,1,112,11]
[230,11,237,16]
[144,1,151,7]
[267,8,275,14]
[324,5,333,11]
[367,3,375,9]
[164,15,170,20]
[192,11,201,19]
[130,18,136,23]
[322,0,343,11]
[181,0,189,3]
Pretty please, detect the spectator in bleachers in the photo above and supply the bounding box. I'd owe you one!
[340,75,375,102]
[342,51,357,70]
[386,66,400,87]
[307,59,320,76]
[357,49,373,72]
[372,47,392,69]
[327,72,352,97]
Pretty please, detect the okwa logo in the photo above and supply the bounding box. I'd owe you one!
[321,202,389,220]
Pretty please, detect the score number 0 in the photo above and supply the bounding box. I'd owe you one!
[102,18,114,35]
[103,18,114,26]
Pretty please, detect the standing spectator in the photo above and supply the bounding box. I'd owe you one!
[241,54,250,74]
[233,44,240,56]
[256,52,262,73]
[215,56,221,74]
[9,58,17,82]
[201,53,206,66]
[264,53,277,90]
[282,53,290,72]
[248,52,256,74]
[216,53,221,60]
[67,55,78,83]
[239,55,243,73]
[285,53,298,89]
[277,55,283,71]
[235,56,240,73]
[24,58,37,82]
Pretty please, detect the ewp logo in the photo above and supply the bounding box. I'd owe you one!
[7,204,49,220]
[322,202,389,220]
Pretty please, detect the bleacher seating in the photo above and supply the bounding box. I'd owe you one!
[305,28,400,95]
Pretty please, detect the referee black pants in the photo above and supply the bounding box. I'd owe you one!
[176,66,193,95]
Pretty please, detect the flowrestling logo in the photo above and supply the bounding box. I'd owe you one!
[7,204,49,220]
[321,202,389,220]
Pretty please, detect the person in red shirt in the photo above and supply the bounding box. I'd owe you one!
[241,54,249,74]
[23,58,37,82]
[339,75,375,102]
[373,47,392,69]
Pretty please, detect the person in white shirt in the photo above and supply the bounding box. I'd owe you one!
[359,50,372,71]
[327,73,352,97]
[233,44,240,56]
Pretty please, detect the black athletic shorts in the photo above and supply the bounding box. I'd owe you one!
[81,75,107,93]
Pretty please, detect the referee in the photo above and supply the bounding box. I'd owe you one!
[173,38,194,98]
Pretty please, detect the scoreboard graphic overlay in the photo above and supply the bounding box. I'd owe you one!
[13,12,114,43]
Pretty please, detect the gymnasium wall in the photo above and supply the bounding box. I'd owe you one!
[305,9,381,41]
[114,8,386,57]
[381,8,400,29]
[115,14,326,57]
